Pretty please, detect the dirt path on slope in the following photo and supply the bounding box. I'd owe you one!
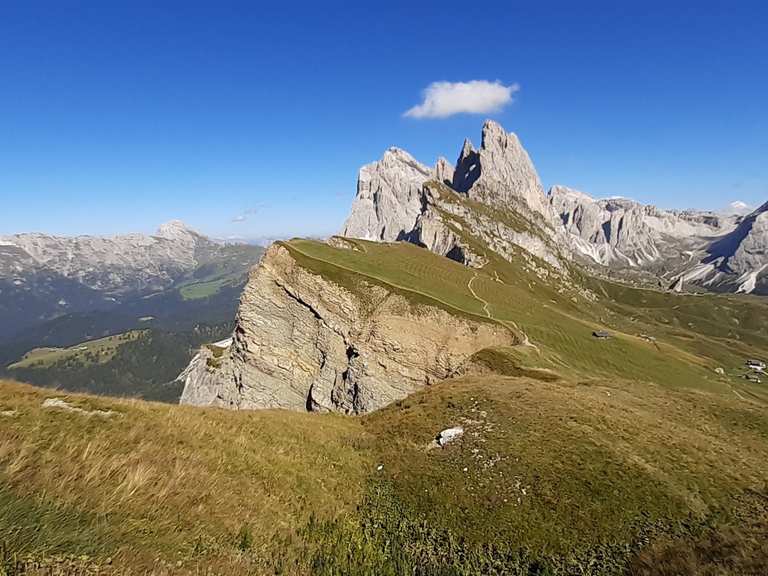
[468,273,492,319]
[469,272,540,352]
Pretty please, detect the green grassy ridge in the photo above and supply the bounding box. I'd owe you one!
[7,331,145,370]
[0,381,371,573]
[356,374,768,574]
[284,238,765,400]
[282,239,505,327]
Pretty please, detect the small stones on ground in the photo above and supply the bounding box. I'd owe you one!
[42,398,117,417]
[376,464,384,471]
[715,367,725,376]
[0,409,18,417]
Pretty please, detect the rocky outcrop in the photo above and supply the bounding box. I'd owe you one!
[409,183,565,271]
[341,120,567,272]
[179,243,517,413]
[340,148,433,242]
[455,121,554,224]
[434,156,454,186]
[678,201,768,294]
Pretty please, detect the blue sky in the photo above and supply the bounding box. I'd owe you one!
[1,1,766,239]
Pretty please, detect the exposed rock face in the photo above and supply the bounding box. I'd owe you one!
[452,139,481,193]
[549,186,768,293]
[457,121,553,223]
[1,221,208,294]
[692,201,768,294]
[340,148,433,242]
[434,156,455,186]
[549,185,738,267]
[410,183,565,271]
[180,244,517,413]
[551,187,661,266]
[341,120,567,272]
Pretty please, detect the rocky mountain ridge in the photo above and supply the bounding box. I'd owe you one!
[343,120,568,274]
[342,120,767,295]
[179,120,766,414]
[1,220,208,294]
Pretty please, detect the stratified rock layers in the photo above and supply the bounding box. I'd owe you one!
[180,244,516,413]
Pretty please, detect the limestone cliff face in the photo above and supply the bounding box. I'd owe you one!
[340,148,433,242]
[693,201,768,294]
[454,121,554,225]
[341,120,568,272]
[547,186,768,293]
[180,243,517,413]
[548,185,735,268]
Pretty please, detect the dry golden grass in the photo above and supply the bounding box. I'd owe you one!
[0,380,371,573]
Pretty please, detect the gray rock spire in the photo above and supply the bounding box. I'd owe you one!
[340,147,432,242]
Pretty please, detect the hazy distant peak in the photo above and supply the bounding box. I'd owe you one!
[722,201,755,216]
[155,220,199,240]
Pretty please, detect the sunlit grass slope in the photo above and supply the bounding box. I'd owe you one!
[287,238,768,402]
[0,381,370,574]
[8,331,145,370]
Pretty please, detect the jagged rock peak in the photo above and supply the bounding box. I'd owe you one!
[434,156,454,186]
[452,138,481,193]
[380,147,432,174]
[458,120,552,221]
[481,119,521,153]
[460,138,476,157]
[340,146,432,242]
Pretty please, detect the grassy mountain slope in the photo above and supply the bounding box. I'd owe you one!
[3,236,767,574]
[287,238,767,401]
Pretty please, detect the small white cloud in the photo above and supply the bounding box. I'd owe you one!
[232,215,247,223]
[404,80,519,119]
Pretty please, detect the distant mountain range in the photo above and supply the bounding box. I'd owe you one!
[342,120,767,295]
[0,221,263,398]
